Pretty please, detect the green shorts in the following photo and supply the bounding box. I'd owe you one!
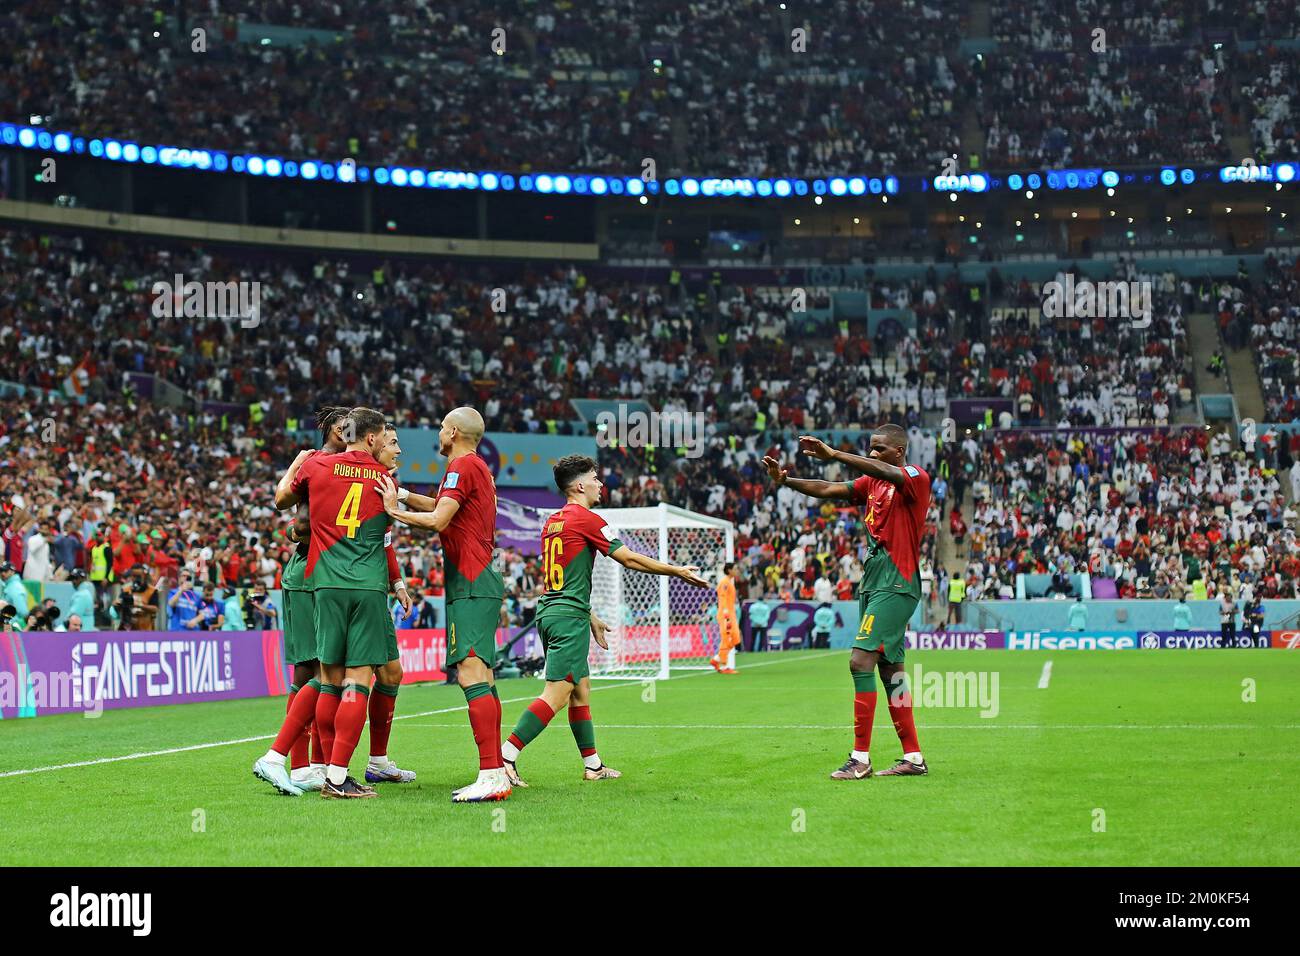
[853,589,918,664]
[314,588,399,667]
[538,614,590,684]
[282,589,317,665]
[446,597,501,668]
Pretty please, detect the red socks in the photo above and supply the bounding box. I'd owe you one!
[886,681,920,754]
[368,684,400,757]
[287,689,311,770]
[329,684,370,772]
[853,692,876,752]
[273,681,319,758]
[315,685,342,766]
[464,682,503,770]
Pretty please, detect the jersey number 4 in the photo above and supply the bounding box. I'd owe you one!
[335,482,364,538]
[542,537,565,590]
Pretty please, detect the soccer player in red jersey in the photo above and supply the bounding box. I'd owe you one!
[497,455,710,789]
[376,407,511,802]
[257,407,411,799]
[763,425,932,779]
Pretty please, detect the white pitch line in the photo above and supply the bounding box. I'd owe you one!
[1038,660,1053,689]
[0,652,832,779]
[404,722,1300,731]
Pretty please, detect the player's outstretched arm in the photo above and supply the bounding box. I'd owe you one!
[274,450,315,510]
[798,435,906,486]
[762,455,853,500]
[609,545,710,588]
[375,474,460,532]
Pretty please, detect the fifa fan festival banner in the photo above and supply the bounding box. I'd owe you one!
[0,630,291,719]
[394,628,448,683]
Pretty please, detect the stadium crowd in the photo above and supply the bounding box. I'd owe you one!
[6,0,1300,179]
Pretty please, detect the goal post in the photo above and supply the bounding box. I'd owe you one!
[589,502,735,681]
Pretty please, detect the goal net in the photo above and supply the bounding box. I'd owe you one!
[589,503,735,681]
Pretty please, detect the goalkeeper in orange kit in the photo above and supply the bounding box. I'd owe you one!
[710,562,742,674]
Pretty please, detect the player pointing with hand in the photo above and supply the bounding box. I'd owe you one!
[764,425,931,779]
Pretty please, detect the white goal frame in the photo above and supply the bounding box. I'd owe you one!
[589,502,735,681]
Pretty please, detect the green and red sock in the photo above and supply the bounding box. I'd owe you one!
[569,704,597,759]
[504,698,555,759]
[368,682,400,758]
[286,684,311,770]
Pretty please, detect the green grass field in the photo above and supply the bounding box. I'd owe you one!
[1,649,1296,866]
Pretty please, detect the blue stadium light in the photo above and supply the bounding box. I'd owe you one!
[625,178,643,195]
[36,130,52,150]
[869,178,883,194]
[774,179,792,197]
[122,142,140,163]
[1083,171,1098,188]
[73,137,85,153]
[535,174,554,193]
[793,180,809,195]
[554,174,572,193]
[231,156,246,173]
[665,179,681,196]
[104,140,122,161]
[588,176,606,195]
[53,133,71,153]
[89,138,103,157]
[1278,163,1296,183]
[1027,174,1042,190]
[319,163,336,180]
[886,176,900,194]
[646,180,662,194]
[140,145,157,164]
[701,179,716,196]
[829,177,847,196]
[848,177,865,195]
[18,127,36,148]
[0,123,14,145]
[756,179,773,197]
[213,153,229,172]
[681,178,699,196]
[1007,174,1023,191]
[573,176,589,193]
[247,156,265,176]
[1101,170,1119,188]
[1065,172,1079,189]
[519,174,534,191]
[357,166,371,183]
[299,161,318,180]
[408,169,425,187]
[1180,168,1195,185]
[1160,168,1177,186]
[812,179,827,195]
[373,167,389,185]
[390,167,408,186]
[1046,172,1061,190]
[282,160,298,177]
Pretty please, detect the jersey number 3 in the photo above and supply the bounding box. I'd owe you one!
[335,482,363,538]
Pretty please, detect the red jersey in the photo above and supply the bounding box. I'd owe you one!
[436,452,504,602]
[850,464,931,585]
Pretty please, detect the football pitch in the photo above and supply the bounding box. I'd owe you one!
[1,649,1296,867]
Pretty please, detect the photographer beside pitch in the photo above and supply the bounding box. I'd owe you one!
[763,425,931,779]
